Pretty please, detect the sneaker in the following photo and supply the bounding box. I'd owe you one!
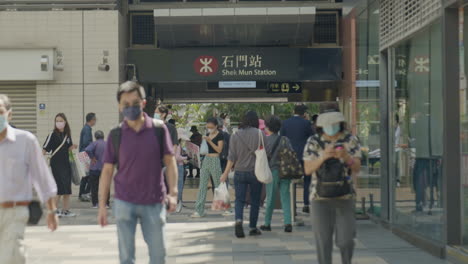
[55,209,62,217]
[190,212,203,218]
[249,228,262,236]
[92,205,98,209]
[235,222,245,238]
[260,225,271,231]
[222,210,234,216]
[61,210,76,217]
[284,224,293,233]
[176,202,183,213]
[302,206,310,214]
[106,205,111,209]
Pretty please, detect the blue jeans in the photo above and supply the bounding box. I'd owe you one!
[177,164,185,202]
[114,199,167,264]
[234,171,262,229]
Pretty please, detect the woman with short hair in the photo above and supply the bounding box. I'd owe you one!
[260,115,293,233]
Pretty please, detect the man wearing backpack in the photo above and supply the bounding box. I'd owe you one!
[98,81,178,264]
[303,104,361,264]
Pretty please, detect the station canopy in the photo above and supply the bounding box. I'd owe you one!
[154,7,316,48]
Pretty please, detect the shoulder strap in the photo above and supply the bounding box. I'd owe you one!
[110,124,122,169]
[51,134,68,159]
[152,119,165,161]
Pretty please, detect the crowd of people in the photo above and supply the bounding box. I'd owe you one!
[0,80,362,264]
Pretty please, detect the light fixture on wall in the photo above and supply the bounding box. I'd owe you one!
[40,55,49,71]
[98,50,110,72]
[53,50,64,71]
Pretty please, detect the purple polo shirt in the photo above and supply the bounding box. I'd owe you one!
[103,113,174,205]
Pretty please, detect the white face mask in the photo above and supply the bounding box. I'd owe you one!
[207,128,215,134]
[0,113,8,132]
[56,121,66,130]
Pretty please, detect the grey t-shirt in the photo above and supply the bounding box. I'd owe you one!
[228,127,267,172]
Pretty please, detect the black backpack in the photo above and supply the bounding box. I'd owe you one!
[110,119,165,170]
[315,135,353,198]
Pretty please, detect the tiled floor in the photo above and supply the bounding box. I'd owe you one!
[24,198,453,264]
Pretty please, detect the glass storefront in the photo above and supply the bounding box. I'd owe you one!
[391,21,444,242]
[355,0,381,216]
[460,6,468,248]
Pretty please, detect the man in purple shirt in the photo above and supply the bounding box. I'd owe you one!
[98,81,178,264]
[85,130,108,208]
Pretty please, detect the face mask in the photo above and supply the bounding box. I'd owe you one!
[153,113,161,120]
[56,121,66,130]
[207,128,214,134]
[0,114,8,132]
[123,105,142,121]
[323,123,341,136]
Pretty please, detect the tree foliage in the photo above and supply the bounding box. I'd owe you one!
[169,103,320,127]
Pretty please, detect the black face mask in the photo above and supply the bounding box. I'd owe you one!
[122,105,142,121]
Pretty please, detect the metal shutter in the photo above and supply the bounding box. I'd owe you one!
[0,82,37,134]
[380,0,442,51]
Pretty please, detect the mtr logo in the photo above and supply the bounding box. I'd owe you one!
[194,56,218,76]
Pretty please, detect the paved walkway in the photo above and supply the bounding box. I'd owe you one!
[24,194,452,264]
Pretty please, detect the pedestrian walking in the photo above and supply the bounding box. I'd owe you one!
[79,112,96,202]
[189,125,202,178]
[260,116,293,233]
[303,104,361,264]
[43,113,77,217]
[281,104,314,213]
[98,81,178,264]
[154,104,178,148]
[0,94,59,264]
[220,111,265,238]
[85,130,109,208]
[191,118,224,218]
[176,128,189,213]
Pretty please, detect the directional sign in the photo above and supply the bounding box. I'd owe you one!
[268,82,302,94]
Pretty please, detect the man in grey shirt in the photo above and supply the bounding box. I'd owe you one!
[221,111,267,238]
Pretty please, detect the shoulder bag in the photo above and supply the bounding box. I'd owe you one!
[45,133,68,166]
[254,130,273,184]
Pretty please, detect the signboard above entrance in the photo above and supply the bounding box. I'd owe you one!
[127,48,342,82]
[268,82,302,94]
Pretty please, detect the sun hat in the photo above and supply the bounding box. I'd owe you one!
[316,110,345,128]
[259,119,266,131]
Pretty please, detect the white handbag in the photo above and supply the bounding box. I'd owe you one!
[254,130,272,184]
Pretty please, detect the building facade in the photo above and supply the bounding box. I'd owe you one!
[0,1,125,144]
[352,0,468,262]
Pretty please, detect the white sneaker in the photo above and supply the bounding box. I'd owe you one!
[190,212,202,218]
[176,202,183,213]
[222,210,234,216]
[61,210,76,217]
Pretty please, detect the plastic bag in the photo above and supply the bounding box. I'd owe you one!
[211,183,231,211]
[69,151,86,185]
[200,139,209,155]
[77,151,91,175]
